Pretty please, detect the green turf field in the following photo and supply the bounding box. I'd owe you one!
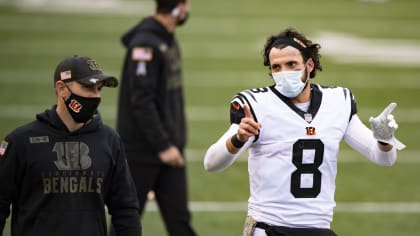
[1,0,420,235]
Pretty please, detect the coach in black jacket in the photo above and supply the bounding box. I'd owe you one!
[115,0,196,235]
[0,55,141,236]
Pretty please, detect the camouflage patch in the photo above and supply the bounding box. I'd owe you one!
[243,215,256,236]
[29,136,50,144]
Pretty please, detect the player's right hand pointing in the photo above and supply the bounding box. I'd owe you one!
[237,104,262,143]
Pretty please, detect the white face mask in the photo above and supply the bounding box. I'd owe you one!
[272,69,307,98]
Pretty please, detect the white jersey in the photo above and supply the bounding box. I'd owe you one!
[231,84,355,228]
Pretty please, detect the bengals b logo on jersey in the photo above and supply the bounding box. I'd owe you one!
[306,127,316,136]
[69,99,82,113]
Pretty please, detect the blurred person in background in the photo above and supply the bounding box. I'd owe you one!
[0,55,141,236]
[114,0,196,235]
[204,28,405,236]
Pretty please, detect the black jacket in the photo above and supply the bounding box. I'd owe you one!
[116,17,186,162]
[0,106,141,236]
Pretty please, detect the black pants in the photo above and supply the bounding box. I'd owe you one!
[110,161,196,236]
[256,222,337,236]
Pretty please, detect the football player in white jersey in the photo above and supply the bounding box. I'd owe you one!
[203,28,405,236]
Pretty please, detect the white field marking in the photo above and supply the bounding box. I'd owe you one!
[2,0,420,66]
[312,32,420,66]
[187,149,420,164]
[4,0,420,65]
[359,0,388,3]
[0,70,420,91]
[184,73,420,89]
[2,69,420,89]
[144,201,420,213]
[0,69,420,91]
[0,105,419,124]
[10,0,153,15]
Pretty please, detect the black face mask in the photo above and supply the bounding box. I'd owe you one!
[64,92,101,123]
[177,11,190,26]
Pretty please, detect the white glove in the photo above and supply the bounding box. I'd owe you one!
[369,102,406,150]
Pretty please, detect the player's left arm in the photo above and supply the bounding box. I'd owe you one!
[344,114,397,166]
[368,102,406,150]
[344,103,401,166]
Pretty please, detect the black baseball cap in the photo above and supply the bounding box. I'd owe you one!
[54,55,118,87]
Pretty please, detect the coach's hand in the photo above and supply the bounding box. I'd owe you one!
[369,102,406,150]
[159,146,185,167]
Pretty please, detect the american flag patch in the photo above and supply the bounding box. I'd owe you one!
[60,70,72,80]
[132,47,153,61]
[0,140,9,156]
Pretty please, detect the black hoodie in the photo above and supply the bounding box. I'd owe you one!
[116,17,186,162]
[0,106,141,236]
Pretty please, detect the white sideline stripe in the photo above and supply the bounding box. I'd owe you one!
[312,32,420,66]
[3,0,420,66]
[187,149,420,164]
[0,105,420,124]
[2,70,420,89]
[11,0,154,15]
[145,201,420,213]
